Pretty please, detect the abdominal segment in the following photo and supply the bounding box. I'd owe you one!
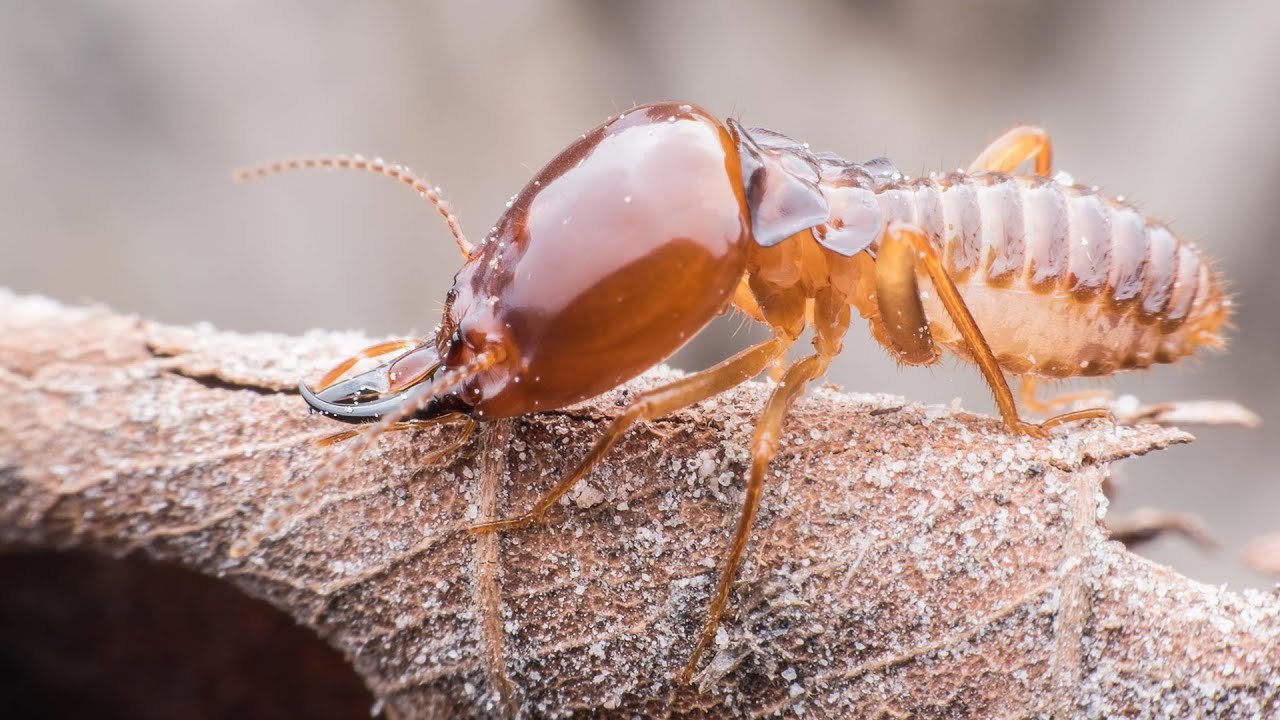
[872,174,1228,377]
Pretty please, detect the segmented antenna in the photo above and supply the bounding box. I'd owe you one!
[234,154,474,259]
[228,349,501,560]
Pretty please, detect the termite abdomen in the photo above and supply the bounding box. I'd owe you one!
[865,174,1228,378]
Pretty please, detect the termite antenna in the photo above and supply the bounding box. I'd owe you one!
[233,154,475,260]
[228,348,502,560]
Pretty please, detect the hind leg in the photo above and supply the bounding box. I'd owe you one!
[969,126,1053,176]
[877,223,1112,437]
[1019,376,1114,416]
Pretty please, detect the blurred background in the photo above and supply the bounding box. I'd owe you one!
[2,1,1277,589]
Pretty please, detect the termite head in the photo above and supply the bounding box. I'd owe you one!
[234,154,514,425]
[392,101,757,422]
[298,340,482,423]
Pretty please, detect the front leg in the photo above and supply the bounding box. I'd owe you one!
[468,335,792,534]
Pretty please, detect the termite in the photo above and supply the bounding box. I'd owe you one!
[231,101,1229,683]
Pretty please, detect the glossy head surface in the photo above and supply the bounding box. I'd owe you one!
[439,102,751,418]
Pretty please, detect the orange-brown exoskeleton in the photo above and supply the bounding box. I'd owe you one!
[232,102,1230,683]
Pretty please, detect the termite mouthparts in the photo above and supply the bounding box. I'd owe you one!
[233,101,1229,684]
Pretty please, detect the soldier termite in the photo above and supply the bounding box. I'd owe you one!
[231,101,1230,684]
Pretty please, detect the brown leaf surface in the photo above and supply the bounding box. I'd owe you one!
[1,289,1277,719]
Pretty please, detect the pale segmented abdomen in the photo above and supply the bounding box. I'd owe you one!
[873,174,1229,377]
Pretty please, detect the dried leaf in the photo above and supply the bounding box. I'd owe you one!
[2,289,1278,718]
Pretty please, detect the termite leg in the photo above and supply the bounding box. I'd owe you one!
[968,126,1053,176]
[387,417,477,468]
[874,230,942,366]
[883,223,1111,437]
[316,339,420,391]
[1018,376,1114,416]
[680,352,831,684]
[732,277,765,323]
[468,335,793,534]
[731,280,786,378]
[430,418,478,463]
[1018,376,1052,415]
[766,357,787,383]
[682,288,849,684]
[1037,407,1115,431]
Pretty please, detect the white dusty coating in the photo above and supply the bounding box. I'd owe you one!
[870,173,1228,377]
[2,291,1277,718]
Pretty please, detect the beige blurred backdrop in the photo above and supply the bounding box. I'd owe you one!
[2,1,1277,588]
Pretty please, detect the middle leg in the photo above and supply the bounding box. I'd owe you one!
[680,352,831,684]
[681,286,851,682]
